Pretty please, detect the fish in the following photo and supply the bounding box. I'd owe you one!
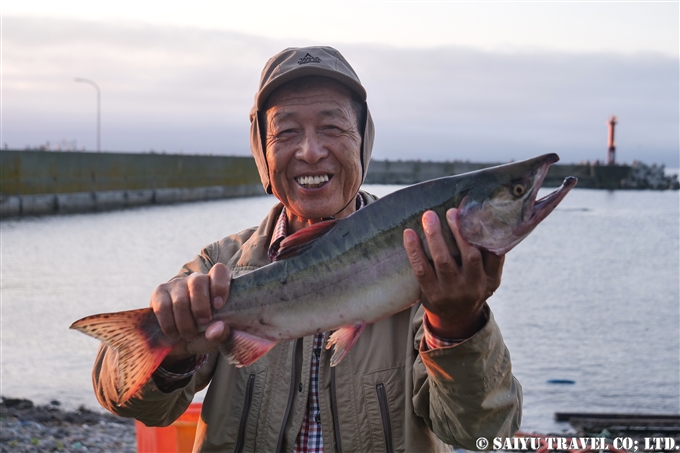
[71,153,577,403]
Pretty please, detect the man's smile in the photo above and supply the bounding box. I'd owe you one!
[295,174,332,189]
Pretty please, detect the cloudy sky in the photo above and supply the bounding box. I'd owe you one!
[2,1,679,166]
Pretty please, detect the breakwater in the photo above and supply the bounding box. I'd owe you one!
[1,150,263,218]
[1,150,634,218]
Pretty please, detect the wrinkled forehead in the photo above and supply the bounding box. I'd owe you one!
[267,108,354,129]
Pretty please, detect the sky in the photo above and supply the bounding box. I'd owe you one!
[2,1,679,166]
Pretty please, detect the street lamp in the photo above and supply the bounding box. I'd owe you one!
[74,78,101,152]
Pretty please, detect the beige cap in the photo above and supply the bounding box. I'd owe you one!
[249,46,375,194]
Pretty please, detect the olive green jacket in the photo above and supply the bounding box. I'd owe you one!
[93,194,522,453]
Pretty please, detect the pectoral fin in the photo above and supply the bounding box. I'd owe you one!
[220,330,277,367]
[326,322,366,366]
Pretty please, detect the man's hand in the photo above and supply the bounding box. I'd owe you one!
[150,263,232,365]
[403,208,504,340]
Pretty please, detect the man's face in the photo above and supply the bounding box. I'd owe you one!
[264,80,362,224]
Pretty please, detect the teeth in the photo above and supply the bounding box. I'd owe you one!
[296,175,329,187]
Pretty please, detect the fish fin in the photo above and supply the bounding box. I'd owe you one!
[326,322,366,367]
[70,308,173,404]
[275,220,337,261]
[220,330,277,367]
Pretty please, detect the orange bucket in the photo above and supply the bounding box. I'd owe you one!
[135,402,202,453]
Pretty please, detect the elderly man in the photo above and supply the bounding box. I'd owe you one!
[93,46,522,452]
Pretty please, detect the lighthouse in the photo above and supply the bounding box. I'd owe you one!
[607,116,617,165]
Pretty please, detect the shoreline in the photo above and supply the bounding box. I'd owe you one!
[1,396,136,453]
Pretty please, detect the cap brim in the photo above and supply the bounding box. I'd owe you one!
[256,65,367,111]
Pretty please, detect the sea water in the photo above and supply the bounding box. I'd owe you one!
[1,186,678,434]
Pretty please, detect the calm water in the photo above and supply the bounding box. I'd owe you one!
[1,186,678,434]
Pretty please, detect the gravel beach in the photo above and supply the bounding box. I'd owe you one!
[1,397,136,453]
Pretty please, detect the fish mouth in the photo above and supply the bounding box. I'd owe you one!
[532,176,578,215]
[523,159,578,229]
[296,174,332,189]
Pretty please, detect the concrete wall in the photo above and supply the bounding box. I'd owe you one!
[1,150,261,194]
[1,150,264,218]
[1,150,633,219]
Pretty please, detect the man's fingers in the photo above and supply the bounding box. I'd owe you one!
[187,273,212,328]
[209,263,231,310]
[404,228,437,288]
[447,209,483,277]
[205,320,229,342]
[150,265,229,346]
[151,285,180,339]
[482,251,505,292]
[422,210,458,279]
[172,301,197,340]
[150,265,229,358]
[184,321,231,356]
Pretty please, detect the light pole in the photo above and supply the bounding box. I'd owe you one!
[74,78,101,152]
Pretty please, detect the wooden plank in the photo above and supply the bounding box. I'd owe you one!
[569,417,680,428]
[555,412,680,422]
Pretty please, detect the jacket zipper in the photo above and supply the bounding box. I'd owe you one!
[376,383,394,453]
[234,373,256,453]
[330,367,343,453]
[275,339,299,453]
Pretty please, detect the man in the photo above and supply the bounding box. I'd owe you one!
[93,46,522,452]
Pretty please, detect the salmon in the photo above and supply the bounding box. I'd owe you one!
[71,153,577,403]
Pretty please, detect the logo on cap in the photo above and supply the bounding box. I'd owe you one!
[298,53,322,65]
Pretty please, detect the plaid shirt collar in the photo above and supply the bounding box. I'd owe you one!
[268,194,365,262]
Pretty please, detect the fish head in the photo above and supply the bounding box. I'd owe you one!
[457,153,577,255]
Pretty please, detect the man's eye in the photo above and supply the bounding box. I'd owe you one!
[276,129,296,137]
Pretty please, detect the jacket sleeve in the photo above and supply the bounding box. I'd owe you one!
[411,304,523,450]
[91,243,221,425]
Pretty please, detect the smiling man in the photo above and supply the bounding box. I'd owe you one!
[262,76,364,231]
[93,46,522,452]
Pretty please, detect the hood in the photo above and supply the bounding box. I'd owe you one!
[249,46,375,194]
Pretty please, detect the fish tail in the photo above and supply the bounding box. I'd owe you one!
[70,308,173,403]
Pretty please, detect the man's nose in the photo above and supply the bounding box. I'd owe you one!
[296,133,328,164]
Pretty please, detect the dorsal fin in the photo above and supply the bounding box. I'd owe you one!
[275,220,337,261]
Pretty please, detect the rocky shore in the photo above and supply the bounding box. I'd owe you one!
[0,397,136,453]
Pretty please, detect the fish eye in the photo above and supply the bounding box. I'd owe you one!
[512,184,526,197]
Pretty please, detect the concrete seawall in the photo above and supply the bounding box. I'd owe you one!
[1,185,264,218]
[1,150,633,219]
[1,150,264,218]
